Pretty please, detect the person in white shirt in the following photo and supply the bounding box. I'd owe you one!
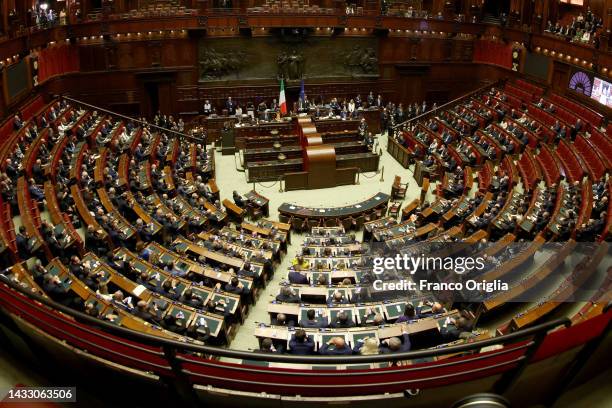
[203,100,212,115]
[582,31,590,42]
[348,99,356,117]
[118,130,130,146]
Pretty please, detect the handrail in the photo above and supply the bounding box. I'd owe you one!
[0,276,572,365]
[60,96,206,143]
[392,79,505,131]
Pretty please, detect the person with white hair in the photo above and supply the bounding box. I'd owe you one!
[354,337,380,355]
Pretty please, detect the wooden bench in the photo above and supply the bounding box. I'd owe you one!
[223,199,246,222]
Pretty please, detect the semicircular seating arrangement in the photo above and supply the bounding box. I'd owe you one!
[0,76,609,407]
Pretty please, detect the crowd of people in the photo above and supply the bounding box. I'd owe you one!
[2,99,283,343]
[201,92,435,141]
[391,84,610,245]
[545,7,604,47]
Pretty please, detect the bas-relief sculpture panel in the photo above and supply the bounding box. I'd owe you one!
[198,37,379,81]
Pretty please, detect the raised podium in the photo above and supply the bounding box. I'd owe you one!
[305,145,336,189]
[221,126,235,155]
[284,117,358,190]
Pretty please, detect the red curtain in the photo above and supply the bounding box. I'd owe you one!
[473,40,512,69]
[38,45,80,83]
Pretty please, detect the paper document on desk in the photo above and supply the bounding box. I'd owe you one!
[133,285,146,297]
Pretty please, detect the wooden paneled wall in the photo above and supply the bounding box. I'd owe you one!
[35,34,506,118]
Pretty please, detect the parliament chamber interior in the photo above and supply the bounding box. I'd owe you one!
[0,0,610,407]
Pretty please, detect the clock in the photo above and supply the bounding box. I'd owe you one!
[569,71,593,96]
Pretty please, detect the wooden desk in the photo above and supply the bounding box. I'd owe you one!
[279,193,389,220]
[97,188,136,240]
[245,190,270,217]
[481,235,546,282]
[144,243,246,311]
[44,181,83,252]
[222,199,246,222]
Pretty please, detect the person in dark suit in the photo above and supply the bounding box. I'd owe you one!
[275,287,300,303]
[238,263,257,278]
[32,159,44,182]
[259,338,280,353]
[161,314,186,335]
[160,279,180,301]
[299,309,328,328]
[380,330,411,353]
[288,329,315,355]
[319,337,353,355]
[16,226,30,260]
[288,270,308,284]
[179,289,204,309]
[367,91,375,107]
[271,312,294,327]
[28,179,45,202]
[376,94,383,107]
[327,291,349,305]
[233,191,246,208]
[134,144,145,161]
[134,300,157,324]
[440,316,472,341]
[350,287,370,303]
[396,303,417,323]
[224,277,248,296]
[329,311,355,328]
[187,317,211,343]
[42,273,71,305]
[13,114,23,131]
[225,97,235,115]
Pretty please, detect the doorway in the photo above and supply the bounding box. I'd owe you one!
[483,0,510,17]
[144,82,160,117]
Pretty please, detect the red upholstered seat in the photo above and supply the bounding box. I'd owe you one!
[574,135,606,180]
[556,140,585,184]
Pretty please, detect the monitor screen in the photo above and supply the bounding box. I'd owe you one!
[590,77,612,108]
[4,59,31,103]
[568,70,593,97]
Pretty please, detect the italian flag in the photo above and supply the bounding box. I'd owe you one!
[279,79,287,115]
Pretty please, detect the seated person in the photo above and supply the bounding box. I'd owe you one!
[179,289,204,309]
[329,311,355,328]
[380,329,411,353]
[291,256,310,270]
[350,287,370,303]
[288,270,308,285]
[224,277,249,296]
[353,337,380,355]
[319,337,352,355]
[417,301,446,317]
[299,309,328,329]
[160,314,186,335]
[160,279,180,300]
[233,191,246,208]
[134,300,157,324]
[271,313,294,327]
[275,286,300,303]
[326,291,349,305]
[362,311,385,327]
[396,303,417,323]
[259,337,281,353]
[288,329,315,355]
[187,317,211,343]
[440,316,473,341]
